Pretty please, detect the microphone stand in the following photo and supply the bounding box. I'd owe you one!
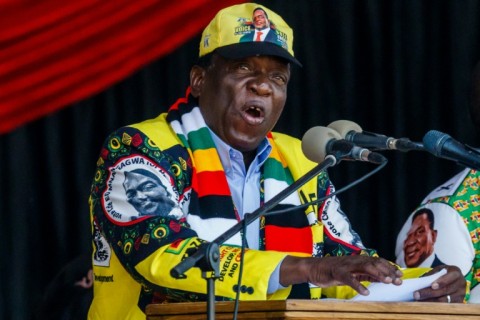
[170,155,338,320]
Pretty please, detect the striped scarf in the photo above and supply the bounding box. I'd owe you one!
[166,90,314,255]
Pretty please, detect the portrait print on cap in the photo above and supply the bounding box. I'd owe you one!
[199,3,300,66]
[101,155,185,224]
[238,7,287,48]
[395,202,474,275]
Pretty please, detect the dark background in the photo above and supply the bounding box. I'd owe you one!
[1,1,480,319]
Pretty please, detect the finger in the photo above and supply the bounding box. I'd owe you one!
[414,289,463,303]
[414,279,450,301]
[358,258,403,285]
[414,288,445,302]
[342,274,370,296]
[431,267,463,290]
[376,258,404,280]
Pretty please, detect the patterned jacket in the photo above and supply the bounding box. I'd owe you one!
[88,92,420,319]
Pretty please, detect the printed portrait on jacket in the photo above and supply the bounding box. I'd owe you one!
[101,155,186,224]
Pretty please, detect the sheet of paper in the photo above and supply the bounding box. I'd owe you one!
[351,268,447,302]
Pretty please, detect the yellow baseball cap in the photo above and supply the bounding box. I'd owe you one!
[199,3,301,66]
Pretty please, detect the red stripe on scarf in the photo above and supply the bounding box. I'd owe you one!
[194,170,231,197]
[264,225,312,254]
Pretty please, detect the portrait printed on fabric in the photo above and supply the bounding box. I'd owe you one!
[101,155,185,223]
[395,202,473,275]
[237,7,288,49]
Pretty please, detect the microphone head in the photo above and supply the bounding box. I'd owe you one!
[327,120,363,138]
[302,126,342,162]
[423,130,450,156]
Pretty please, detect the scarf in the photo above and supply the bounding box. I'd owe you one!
[166,90,313,255]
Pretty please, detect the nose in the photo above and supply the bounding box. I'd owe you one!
[248,74,272,96]
[404,234,416,247]
[135,191,148,201]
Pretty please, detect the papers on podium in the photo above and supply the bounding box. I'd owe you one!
[351,268,447,302]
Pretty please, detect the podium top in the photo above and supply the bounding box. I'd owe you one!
[146,299,480,320]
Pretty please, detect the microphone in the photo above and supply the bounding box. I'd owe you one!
[423,130,480,171]
[301,126,387,164]
[327,120,424,152]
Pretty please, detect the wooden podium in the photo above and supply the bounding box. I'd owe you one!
[146,299,480,320]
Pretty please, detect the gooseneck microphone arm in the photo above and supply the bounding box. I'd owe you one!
[170,155,337,320]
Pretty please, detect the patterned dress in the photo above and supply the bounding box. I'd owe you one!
[396,168,480,302]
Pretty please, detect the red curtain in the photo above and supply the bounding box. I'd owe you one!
[0,0,243,134]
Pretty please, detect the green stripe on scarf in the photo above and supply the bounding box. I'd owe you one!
[263,157,293,185]
[187,127,216,150]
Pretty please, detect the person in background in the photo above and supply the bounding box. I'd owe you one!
[33,254,93,320]
[88,3,466,319]
[396,60,480,302]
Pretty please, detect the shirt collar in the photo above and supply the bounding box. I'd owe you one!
[207,128,272,173]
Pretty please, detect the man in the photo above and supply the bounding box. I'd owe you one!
[396,60,480,302]
[240,7,278,43]
[402,208,445,268]
[88,3,466,319]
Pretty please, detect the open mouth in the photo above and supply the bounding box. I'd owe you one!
[241,105,265,125]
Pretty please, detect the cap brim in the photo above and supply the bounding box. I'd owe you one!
[215,42,302,67]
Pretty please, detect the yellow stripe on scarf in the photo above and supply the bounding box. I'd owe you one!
[192,148,223,173]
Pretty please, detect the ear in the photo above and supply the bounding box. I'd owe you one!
[190,65,206,98]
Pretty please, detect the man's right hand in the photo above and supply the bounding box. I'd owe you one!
[279,255,403,296]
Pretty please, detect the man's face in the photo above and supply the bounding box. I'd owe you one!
[253,9,269,30]
[123,172,173,216]
[403,213,437,267]
[193,55,290,152]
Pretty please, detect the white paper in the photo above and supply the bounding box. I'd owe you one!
[351,268,447,302]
